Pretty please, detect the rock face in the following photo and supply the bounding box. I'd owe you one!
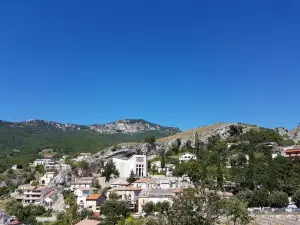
[0,119,180,135]
[88,119,180,134]
[289,125,300,141]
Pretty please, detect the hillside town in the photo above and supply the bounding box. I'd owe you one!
[2,124,300,225]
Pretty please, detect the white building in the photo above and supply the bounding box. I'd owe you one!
[33,158,52,166]
[22,186,54,205]
[39,171,56,186]
[110,180,129,188]
[107,186,142,212]
[71,177,94,191]
[86,194,107,216]
[73,153,92,162]
[74,187,91,208]
[179,152,197,163]
[138,189,177,213]
[112,155,147,178]
[133,178,155,189]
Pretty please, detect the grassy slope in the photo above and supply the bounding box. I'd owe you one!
[158,122,230,142]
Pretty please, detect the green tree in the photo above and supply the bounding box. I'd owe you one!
[31,180,39,186]
[102,159,120,182]
[155,201,170,214]
[142,201,156,215]
[268,191,289,208]
[109,191,120,200]
[161,152,166,169]
[144,136,156,145]
[251,188,269,208]
[292,189,300,208]
[127,170,137,184]
[101,200,129,225]
[35,165,44,174]
[224,197,252,225]
[166,187,223,225]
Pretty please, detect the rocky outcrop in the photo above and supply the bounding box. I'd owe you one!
[88,119,180,134]
[289,125,300,141]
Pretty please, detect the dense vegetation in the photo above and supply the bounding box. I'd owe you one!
[0,120,176,171]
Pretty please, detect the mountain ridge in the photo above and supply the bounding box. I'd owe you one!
[0,119,180,134]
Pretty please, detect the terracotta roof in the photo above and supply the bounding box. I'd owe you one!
[86,194,102,200]
[8,220,22,225]
[45,190,56,198]
[44,154,55,159]
[108,186,142,191]
[286,149,300,153]
[133,178,153,183]
[75,219,100,225]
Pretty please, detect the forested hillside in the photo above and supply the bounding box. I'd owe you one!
[0,119,179,172]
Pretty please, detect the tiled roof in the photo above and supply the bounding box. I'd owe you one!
[286,149,300,153]
[8,220,22,225]
[139,188,176,198]
[75,219,100,225]
[108,186,142,191]
[77,187,91,191]
[133,178,153,183]
[86,194,102,200]
[110,180,129,185]
[45,190,56,198]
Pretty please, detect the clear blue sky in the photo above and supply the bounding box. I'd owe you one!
[1,0,300,130]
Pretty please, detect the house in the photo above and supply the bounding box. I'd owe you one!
[112,155,147,178]
[39,171,56,185]
[179,153,197,163]
[285,149,300,159]
[0,209,12,225]
[86,194,107,216]
[133,178,155,189]
[33,158,52,166]
[44,190,57,206]
[107,186,142,212]
[74,187,91,208]
[73,153,92,162]
[71,177,94,191]
[11,165,19,170]
[110,179,129,188]
[7,219,22,225]
[75,219,100,225]
[158,179,178,189]
[44,160,60,170]
[22,186,54,205]
[138,189,176,213]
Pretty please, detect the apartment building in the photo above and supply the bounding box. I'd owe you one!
[22,186,54,205]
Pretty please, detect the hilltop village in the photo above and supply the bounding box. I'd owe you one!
[2,123,300,224]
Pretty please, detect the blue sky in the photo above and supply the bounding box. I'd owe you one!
[0,0,299,130]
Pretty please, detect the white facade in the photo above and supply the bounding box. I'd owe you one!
[179,153,197,163]
[22,186,54,205]
[138,189,175,213]
[133,178,154,189]
[33,159,51,166]
[112,155,147,178]
[71,177,94,191]
[74,188,91,208]
[39,172,55,186]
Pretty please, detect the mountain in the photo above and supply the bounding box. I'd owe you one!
[89,119,180,134]
[0,119,180,171]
